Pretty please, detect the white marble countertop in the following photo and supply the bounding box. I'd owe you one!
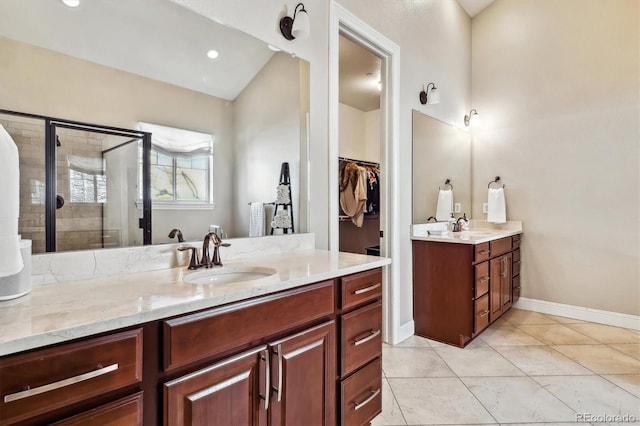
[411,220,523,244]
[0,249,390,357]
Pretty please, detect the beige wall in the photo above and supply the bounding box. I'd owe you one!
[0,35,235,244]
[472,0,640,315]
[338,103,380,163]
[233,53,302,237]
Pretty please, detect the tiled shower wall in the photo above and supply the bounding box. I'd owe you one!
[0,116,106,253]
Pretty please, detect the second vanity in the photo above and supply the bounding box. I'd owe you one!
[0,246,389,426]
[411,221,522,347]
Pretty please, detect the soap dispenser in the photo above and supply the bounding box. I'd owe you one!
[447,213,456,231]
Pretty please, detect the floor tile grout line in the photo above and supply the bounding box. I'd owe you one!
[383,376,410,426]
[596,373,640,400]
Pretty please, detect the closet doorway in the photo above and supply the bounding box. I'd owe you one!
[329,3,401,344]
[337,35,382,255]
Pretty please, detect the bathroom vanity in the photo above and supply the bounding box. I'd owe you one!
[411,222,522,347]
[0,250,388,426]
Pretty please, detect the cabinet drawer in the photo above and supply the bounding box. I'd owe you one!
[0,329,143,426]
[475,262,489,298]
[512,249,521,276]
[474,294,490,334]
[341,302,382,377]
[52,392,143,426]
[512,234,521,249]
[341,268,382,310]
[490,237,512,257]
[341,357,382,426]
[164,281,334,371]
[474,243,490,262]
[512,275,521,304]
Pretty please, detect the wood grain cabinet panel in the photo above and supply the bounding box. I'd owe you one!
[164,281,334,371]
[340,357,382,426]
[341,302,382,377]
[52,392,143,426]
[164,346,267,426]
[414,235,521,347]
[341,269,382,310]
[269,321,336,426]
[0,329,142,426]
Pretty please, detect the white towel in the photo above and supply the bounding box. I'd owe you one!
[487,187,507,224]
[435,189,453,222]
[249,202,265,237]
[0,124,23,277]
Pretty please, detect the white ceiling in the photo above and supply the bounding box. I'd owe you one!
[456,0,495,18]
[339,35,382,112]
[0,0,274,101]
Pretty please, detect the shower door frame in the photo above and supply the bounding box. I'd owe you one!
[0,109,152,252]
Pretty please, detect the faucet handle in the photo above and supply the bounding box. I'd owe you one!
[177,246,199,270]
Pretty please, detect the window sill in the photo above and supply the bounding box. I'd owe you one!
[136,202,215,211]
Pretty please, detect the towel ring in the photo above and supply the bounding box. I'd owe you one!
[439,178,453,191]
[487,176,505,189]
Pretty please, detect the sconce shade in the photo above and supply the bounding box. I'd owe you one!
[419,83,440,105]
[280,3,310,40]
[464,109,480,127]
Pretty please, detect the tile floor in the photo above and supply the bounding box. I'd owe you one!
[372,308,640,425]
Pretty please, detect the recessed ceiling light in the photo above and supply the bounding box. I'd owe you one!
[60,0,80,7]
[268,44,281,52]
[206,49,219,59]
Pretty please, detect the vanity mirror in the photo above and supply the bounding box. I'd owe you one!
[412,110,471,223]
[0,0,310,253]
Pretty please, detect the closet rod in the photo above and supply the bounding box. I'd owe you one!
[338,156,380,167]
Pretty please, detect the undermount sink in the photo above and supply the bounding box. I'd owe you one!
[184,266,278,285]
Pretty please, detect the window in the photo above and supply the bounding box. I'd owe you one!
[148,148,211,202]
[138,122,214,206]
[69,169,107,203]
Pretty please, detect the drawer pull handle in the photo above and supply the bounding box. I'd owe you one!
[479,310,490,318]
[354,388,381,411]
[354,329,381,346]
[275,344,283,402]
[3,363,118,403]
[260,349,270,411]
[477,250,490,256]
[478,277,489,283]
[513,261,521,265]
[353,282,381,295]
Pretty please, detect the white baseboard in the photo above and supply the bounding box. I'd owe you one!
[514,297,640,330]
[395,320,415,345]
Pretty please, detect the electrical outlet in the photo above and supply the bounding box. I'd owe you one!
[454,203,461,213]
[482,203,489,214]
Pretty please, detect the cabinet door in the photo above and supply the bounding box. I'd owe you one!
[501,253,512,310]
[269,321,336,426]
[489,257,503,321]
[164,346,268,426]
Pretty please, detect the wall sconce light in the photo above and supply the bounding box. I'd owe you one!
[464,109,480,127]
[280,3,310,41]
[419,83,439,105]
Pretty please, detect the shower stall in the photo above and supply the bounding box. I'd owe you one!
[0,109,152,253]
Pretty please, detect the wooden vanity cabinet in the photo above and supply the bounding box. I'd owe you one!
[413,235,522,347]
[0,329,143,426]
[0,267,383,426]
[338,268,383,426]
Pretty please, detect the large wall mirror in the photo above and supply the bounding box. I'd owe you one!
[412,110,471,223]
[0,0,310,253]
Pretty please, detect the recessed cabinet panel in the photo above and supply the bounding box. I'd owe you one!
[340,357,382,426]
[490,237,512,257]
[475,262,490,298]
[164,346,266,426]
[0,329,143,426]
[164,281,334,371]
[474,294,490,334]
[341,302,382,377]
[52,392,143,426]
[341,269,383,310]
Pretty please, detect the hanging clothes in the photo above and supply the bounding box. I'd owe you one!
[365,167,380,215]
[339,162,367,227]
